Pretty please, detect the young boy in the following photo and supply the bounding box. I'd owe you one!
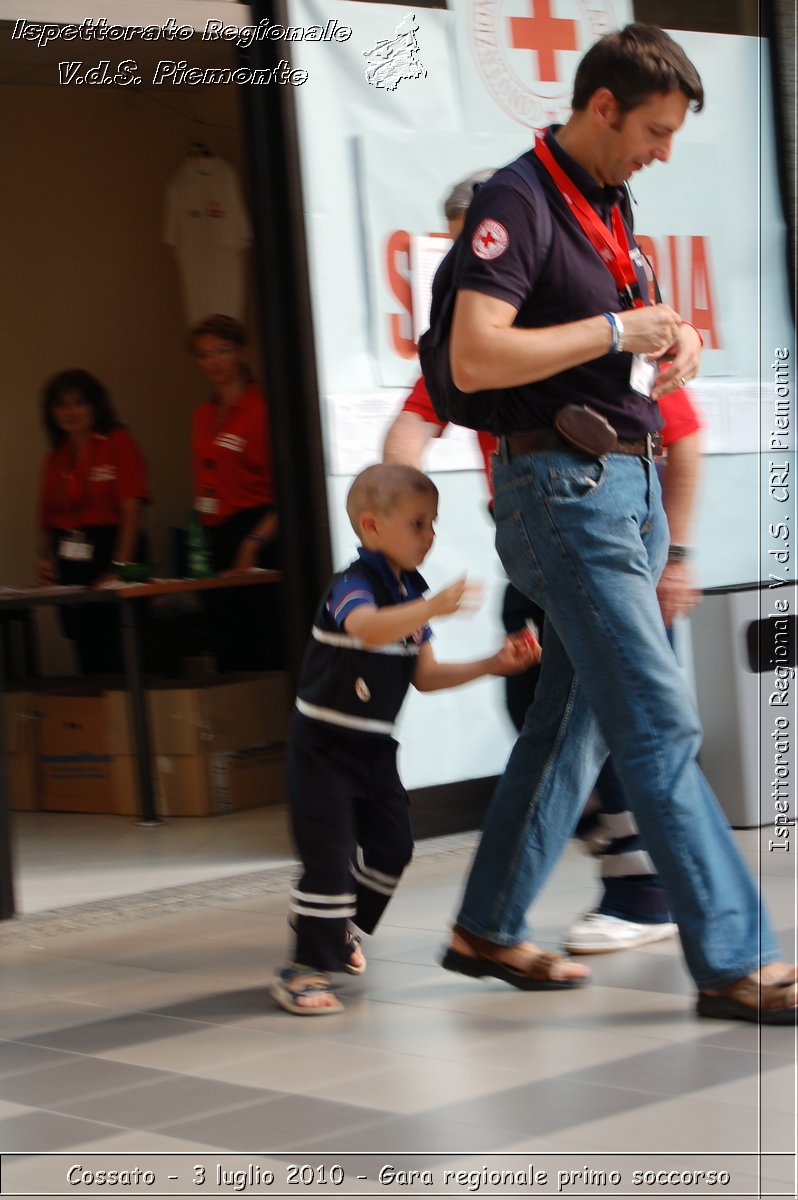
[273,462,539,1014]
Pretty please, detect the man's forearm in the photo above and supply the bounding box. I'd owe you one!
[451,300,613,392]
[450,291,685,394]
[382,411,443,469]
[661,431,701,544]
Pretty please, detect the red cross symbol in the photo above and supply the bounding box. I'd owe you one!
[509,0,579,83]
[480,230,496,249]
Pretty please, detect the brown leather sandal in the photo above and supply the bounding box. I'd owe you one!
[441,924,586,991]
[697,968,797,1025]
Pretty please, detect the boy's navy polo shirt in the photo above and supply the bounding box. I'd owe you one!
[457,125,662,441]
[294,547,432,737]
[328,548,432,644]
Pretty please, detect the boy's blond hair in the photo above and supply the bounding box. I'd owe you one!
[346,463,438,536]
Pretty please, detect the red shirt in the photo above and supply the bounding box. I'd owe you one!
[38,428,150,530]
[657,387,702,448]
[192,384,276,526]
[403,376,499,490]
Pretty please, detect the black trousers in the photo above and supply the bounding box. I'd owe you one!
[287,714,414,972]
[52,526,123,676]
[204,505,284,671]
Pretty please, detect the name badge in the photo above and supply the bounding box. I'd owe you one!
[629,355,658,398]
[58,532,93,562]
[195,495,219,515]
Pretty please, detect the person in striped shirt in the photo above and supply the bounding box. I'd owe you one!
[272,462,548,1015]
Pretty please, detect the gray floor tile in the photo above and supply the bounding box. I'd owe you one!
[0,998,126,1040]
[0,1040,82,1077]
[50,970,260,1014]
[292,1113,523,1153]
[0,1056,172,1110]
[561,1091,776,1152]
[0,1109,126,1152]
[190,1038,407,1091]
[96,1025,288,1074]
[23,1011,213,1055]
[430,1075,659,1141]
[162,1093,386,1150]
[66,1075,272,1130]
[312,1056,534,1115]
[561,1039,765,1099]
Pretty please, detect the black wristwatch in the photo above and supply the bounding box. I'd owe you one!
[667,544,692,564]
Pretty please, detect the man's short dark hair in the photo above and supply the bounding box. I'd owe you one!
[572,24,704,114]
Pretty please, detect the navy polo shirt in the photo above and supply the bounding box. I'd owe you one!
[327,548,432,644]
[457,125,662,441]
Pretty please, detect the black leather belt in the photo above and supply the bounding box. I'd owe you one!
[504,429,663,460]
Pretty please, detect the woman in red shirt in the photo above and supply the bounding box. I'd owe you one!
[37,369,150,674]
[189,314,282,670]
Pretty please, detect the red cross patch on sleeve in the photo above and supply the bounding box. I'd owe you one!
[472,218,509,260]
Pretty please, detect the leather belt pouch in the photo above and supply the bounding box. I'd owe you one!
[554,404,618,457]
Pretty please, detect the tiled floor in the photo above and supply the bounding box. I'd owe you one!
[1,812,796,1196]
[9,807,297,913]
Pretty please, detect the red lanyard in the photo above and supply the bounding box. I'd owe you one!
[534,136,644,310]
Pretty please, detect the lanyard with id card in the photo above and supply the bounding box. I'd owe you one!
[195,494,219,515]
[534,136,662,399]
[58,530,93,561]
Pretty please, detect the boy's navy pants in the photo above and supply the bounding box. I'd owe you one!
[287,714,414,972]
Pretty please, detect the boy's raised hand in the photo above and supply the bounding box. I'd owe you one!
[491,629,542,675]
[427,575,485,618]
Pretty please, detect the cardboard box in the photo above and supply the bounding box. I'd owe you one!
[157,743,286,817]
[27,677,290,816]
[210,743,287,814]
[34,693,114,812]
[111,756,157,818]
[105,673,291,757]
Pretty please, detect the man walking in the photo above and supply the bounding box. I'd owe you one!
[439,24,796,1023]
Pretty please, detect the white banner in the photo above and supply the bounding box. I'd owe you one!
[454,0,632,132]
[288,0,795,786]
[358,128,529,388]
[292,2,793,460]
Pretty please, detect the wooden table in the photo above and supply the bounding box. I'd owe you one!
[0,571,282,920]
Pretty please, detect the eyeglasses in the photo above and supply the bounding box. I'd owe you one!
[194,347,237,361]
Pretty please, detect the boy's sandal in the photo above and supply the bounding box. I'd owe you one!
[345,932,366,975]
[697,968,797,1025]
[271,966,343,1016]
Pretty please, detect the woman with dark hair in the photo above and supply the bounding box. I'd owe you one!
[189,314,282,671]
[37,369,150,675]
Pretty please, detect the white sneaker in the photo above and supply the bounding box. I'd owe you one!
[563,912,678,954]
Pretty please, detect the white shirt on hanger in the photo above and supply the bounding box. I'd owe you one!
[163,155,252,325]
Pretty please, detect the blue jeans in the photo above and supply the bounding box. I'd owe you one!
[457,448,778,990]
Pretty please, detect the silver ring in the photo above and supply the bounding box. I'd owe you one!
[678,375,687,386]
